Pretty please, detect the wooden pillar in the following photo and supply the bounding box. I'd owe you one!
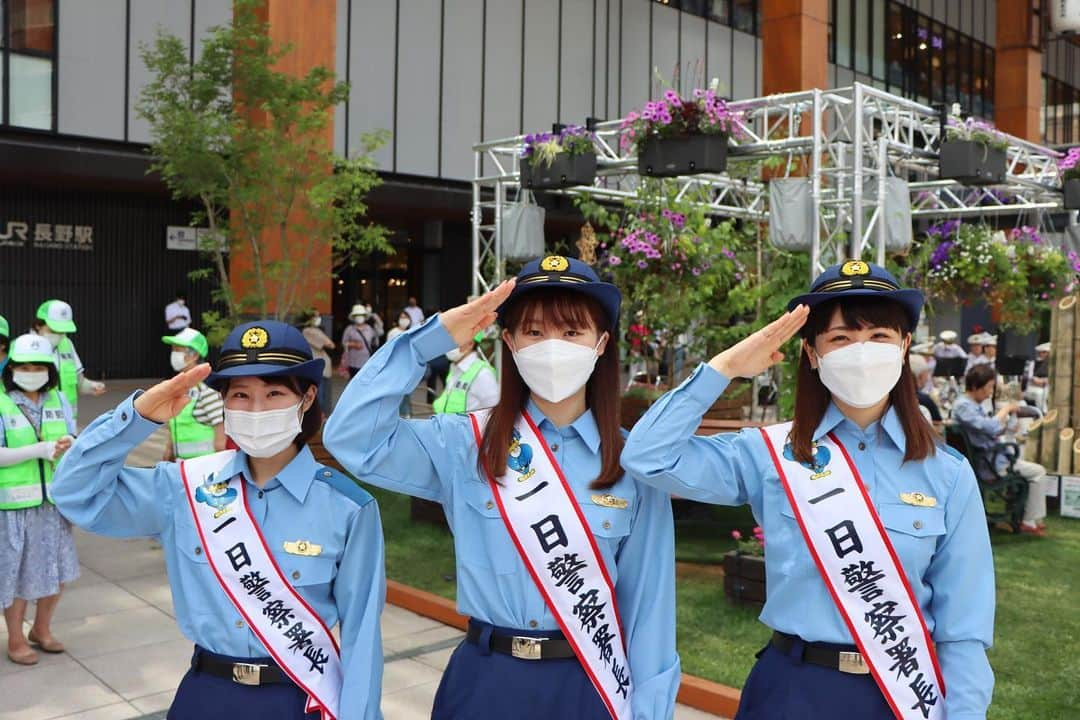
[229,0,337,316]
[994,0,1043,142]
[761,0,830,95]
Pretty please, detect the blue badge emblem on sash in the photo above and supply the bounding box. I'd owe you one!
[195,472,239,518]
[783,442,832,480]
[508,428,536,482]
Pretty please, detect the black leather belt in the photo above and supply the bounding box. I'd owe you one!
[466,621,576,661]
[771,631,870,675]
[192,650,291,686]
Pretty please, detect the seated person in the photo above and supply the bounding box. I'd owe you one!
[909,354,942,422]
[952,364,1050,537]
[965,333,992,372]
[1023,342,1050,413]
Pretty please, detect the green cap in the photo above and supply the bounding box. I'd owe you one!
[162,327,210,358]
[36,299,77,333]
[9,334,56,365]
[0,314,8,339]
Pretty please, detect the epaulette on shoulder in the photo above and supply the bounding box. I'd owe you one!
[313,465,374,508]
[939,443,966,464]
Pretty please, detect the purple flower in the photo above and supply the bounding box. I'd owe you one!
[692,267,702,276]
[663,89,683,107]
[637,260,648,269]
[929,240,954,269]
[608,255,621,266]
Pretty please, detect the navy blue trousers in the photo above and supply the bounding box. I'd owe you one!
[431,621,610,720]
[167,646,319,720]
[735,640,894,720]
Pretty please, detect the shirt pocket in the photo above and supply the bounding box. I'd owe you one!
[877,503,946,570]
[776,504,817,577]
[280,556,337,592]
[458,483,519,575]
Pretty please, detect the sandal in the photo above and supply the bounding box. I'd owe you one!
[7,646,39,665]
[27,630,65,654]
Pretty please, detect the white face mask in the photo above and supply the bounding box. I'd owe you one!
[512,336,605,403]
[398,318,410,329]
[170,351,191,373]
[816,341,905,409]
[13,369,49,392]
[445,348,466,363]
[40,330,63,348]
[224,401,305,458]
[309,315,321,328]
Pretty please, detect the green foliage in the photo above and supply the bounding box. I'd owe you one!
[136,0,391,341]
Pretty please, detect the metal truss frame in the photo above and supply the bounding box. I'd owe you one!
[472,82,1068,295]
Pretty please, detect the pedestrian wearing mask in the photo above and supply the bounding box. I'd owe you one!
[325,256,681,720]
[51,321,385,719]
[622,262,994,719]
[432,331,498,414]
[1,334,78,666]
[162,328,226,461]
[342,305,378,378]
[386,312,414,418]
[298,310,336,415]
[31,300,106,424]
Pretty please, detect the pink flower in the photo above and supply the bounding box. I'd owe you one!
[731,530,742,540]
[752,526,764,538]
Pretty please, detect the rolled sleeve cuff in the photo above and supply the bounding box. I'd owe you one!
[682,363,731,408]
[631,658,681,720]
[409,313,457,363]
[111,392,163,441]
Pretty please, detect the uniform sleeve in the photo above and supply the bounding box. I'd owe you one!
[51,393,175,538]
[322,317,462,504]
[923,460,995,719]
[336,498,386,720]
[621,363,762,506]
[951,399,1004,437]
[618,484,681,720]
[466,365,501,411]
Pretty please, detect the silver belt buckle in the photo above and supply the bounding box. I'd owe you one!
[838,651,869,675]
[232,662,264,685]
[510,636,546,660]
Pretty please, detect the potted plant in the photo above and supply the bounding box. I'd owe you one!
[939,116,1009,186]
[723,526,765,608]
[519,125,597,190]
[1058,147,1080,209]
[621,88,741,177]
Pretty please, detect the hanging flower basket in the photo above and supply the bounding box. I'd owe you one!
[939,116,1009,186]
[1065,178,1080,210]
[638,133,729,177]
[1059,148,1080,209]
[521,151,597,190]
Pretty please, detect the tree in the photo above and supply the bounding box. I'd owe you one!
[137,0,391,343]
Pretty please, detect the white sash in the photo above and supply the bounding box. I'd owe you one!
[470,411,632,720]
[180,451,342,720]
[760,422,945,720]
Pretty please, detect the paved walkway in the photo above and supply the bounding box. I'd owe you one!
[0,380,726,719]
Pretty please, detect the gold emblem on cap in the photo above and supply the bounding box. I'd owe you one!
[591,493,629,510]
[540,255,570,272]
[241,327,269,349]
[840,260,870,277]
[283,540,322,556]
[900,492,937,508]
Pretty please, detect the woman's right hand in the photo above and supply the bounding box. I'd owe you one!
[439,280,516,346]
[708,305,810,379]
[133,364,212,423]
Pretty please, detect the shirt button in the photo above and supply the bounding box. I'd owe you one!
[292,571,301,580]
[529,620,538,628]
[194,546,202,555]
[258,490,264,499]
[121,412,128,421]
[551,443,560,452]
[485,500,494,510]
[913,520,923,530]
[323,470,332,477]
[602,520,611,530]
[858,442,866,451]
[235,620,245,629]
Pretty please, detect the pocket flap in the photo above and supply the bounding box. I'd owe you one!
[878,503,946,537]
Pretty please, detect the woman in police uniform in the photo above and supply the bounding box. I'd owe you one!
[621,262,995,719]
[51,321,384,719]
[324,257,681,720]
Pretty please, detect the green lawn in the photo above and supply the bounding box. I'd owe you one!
[362,483,1079,719]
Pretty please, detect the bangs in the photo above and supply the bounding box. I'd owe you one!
[802,297,911,339]
[503,288,605,332]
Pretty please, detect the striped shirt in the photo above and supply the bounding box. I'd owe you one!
[191,382,224,426]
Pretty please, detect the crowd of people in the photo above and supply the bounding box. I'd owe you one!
[1,258,1044,718]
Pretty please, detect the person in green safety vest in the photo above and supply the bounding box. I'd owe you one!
[31,300,106,425]
[161,328,226,461]
[432,331,499,414]
[0,333,78,666]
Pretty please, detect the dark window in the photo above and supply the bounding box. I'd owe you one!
[651,0,759,35]
[2,0,56,130]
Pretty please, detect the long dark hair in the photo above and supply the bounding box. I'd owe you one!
[479,288,624,490]
[790,297,937,464]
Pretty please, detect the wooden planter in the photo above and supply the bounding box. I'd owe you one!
[621,380,752,430]
[638,133,729,177]
[1064,178,1080,210]
[520,151,597,190]
[722,550,765,608]
[939,140,1006,185]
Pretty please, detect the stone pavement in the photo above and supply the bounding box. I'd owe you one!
[0,380,726,719]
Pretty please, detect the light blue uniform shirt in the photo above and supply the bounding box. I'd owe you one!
[323,316,681,720]
[50,394,385,720]
[621,364,995,720]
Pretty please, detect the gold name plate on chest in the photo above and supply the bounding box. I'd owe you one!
[283,540,322,556]
[590,493,628,509]
[899,492,937,508]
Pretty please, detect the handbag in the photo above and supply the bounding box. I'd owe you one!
[501,187,546,261]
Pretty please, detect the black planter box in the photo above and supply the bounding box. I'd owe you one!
[722,550,766,608]
[1065,178,1080,209]
[638,133,729,177]
[520,151,597,190]
[939,140,1007,185]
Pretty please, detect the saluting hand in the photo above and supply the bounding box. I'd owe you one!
[709,305,810,379]
[133,364,212,423]
[439,280,516,346]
